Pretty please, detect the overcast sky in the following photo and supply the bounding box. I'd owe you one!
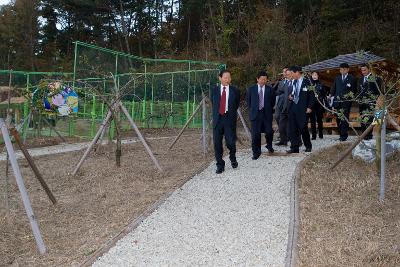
[0,0,10,5]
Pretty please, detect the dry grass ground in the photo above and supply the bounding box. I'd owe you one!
[298,143,400,267]
[0,128,249,266]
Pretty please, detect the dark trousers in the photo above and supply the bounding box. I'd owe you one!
[335,102,351,140]
[309,104,324,138]
[213,114,237,169]
[289,105,311,151]
[278,112,289,144]
[359,103,375,139]
[251,110,273,156]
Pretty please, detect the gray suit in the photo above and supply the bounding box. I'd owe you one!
[275,79,292,144]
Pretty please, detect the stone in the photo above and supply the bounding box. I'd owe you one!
[352,138,400,163]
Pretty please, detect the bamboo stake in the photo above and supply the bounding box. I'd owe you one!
[168,98,204,150]
[9,127,57,204]
[120,103,162,172]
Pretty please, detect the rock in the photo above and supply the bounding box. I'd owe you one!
[352,138,400,163]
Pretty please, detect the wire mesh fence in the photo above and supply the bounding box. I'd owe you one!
[0,42,224,143]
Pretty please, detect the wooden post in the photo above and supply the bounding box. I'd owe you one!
[201,92,207,155]
[0,118,47,254]
[168,98,204,150]
[72,110,112,175]
[380,117,386,202]
[9,127,57,204]
[237,108,251,140]
[330,123,375,170]
[119,103,163,172]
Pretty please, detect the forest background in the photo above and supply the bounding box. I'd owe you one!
[0,0,399,88]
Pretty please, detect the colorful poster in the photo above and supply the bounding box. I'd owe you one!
[32,81,79,116]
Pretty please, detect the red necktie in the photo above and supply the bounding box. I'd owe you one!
[219,86,226,115]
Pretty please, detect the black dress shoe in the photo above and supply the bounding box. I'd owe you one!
[267,147,274,153]
[216,167,225,174]
[286,149,299,154]
[319,135,323,139]
[305,147,312,152]
[252,154,260,160]
[231,161,238,169]
[311,137,316,140]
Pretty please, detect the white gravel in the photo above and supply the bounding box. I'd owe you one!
[93,135,346,267]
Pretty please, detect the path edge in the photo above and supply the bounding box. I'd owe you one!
[285,145,338,267]
[79,161,211,267]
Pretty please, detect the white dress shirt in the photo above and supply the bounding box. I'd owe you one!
[220,84,229,112]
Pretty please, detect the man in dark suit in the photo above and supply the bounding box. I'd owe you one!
[211,69,240,174]
[275,67,292,146]
[358,63,382,140]
[287,65,313,153]
[247,71,275,160]
[329,62,357,141]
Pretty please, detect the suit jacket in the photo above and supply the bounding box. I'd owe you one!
[211,85,240,128]
[311,79,328,107]
[276,80,292,114]
[289,77,314,112]
[246,84,275,122]
[358,75,382,100]
[330,74,357,108]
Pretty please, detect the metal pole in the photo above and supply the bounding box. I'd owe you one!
[380,116,386,202]
[142,63,147,121]
[0,118,47,254]
[72,42,78,90]
[237,108,251,139]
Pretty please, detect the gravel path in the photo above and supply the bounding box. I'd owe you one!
[93,135,345,267]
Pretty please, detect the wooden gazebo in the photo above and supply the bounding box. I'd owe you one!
[303,51,400,129]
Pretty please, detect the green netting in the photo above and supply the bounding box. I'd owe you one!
[73,41,224,129]
[0,42,224,143]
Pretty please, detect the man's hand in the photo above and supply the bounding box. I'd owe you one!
[288,95,293,101]
[306,108,312,114]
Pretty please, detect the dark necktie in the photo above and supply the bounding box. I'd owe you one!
[293,80,299,104]
[259,87,264,110]
[219,86,226,115]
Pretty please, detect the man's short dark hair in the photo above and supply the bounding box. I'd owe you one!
[360,63,369,69]
[257,70,268,78]
[339,63,349,68]
[219,69,231,77]
[288,65,302,73]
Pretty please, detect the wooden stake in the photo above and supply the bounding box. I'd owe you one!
[330,123,375,170]
[120,103,163,172]
[0,118,47,254]
[168,98,204,150]
[72,110,112,175]
[237,108,251,140]
[9,127,57,204]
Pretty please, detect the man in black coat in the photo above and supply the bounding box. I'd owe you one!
[287,65,313,153]
[275,67,292,146]
[247,70,275,160]
[330,62,357,141]
[358,63,382,140]
[211,69,240,174]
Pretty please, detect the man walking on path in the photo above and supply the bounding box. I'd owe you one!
[275,67,292,146]
[287,66,313,153]
[247,70,275,160]
[211,70,240,174]
[330,63,357,141]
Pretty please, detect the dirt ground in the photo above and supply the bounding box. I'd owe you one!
[0,128,252,266]
[298,144,400,267]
